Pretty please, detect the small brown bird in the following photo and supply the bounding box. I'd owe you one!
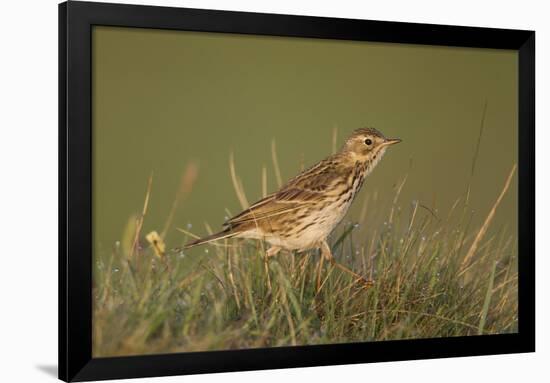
[185,128,401,283]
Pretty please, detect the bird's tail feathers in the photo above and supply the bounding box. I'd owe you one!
[184,229,237,249]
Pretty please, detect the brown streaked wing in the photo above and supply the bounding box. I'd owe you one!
[224,157,344,228]
[223,191,318,228]
[223,194,277,227]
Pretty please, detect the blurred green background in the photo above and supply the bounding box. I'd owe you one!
[92,26,517,255]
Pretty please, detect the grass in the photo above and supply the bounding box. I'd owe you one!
[92,159,518,357]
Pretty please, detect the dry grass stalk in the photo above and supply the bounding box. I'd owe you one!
[389,174,408,224]
[332,125,338,154]
[161,161,198,238]
[229,152,249,209]
[261,165,268,198]
[466,100,488,204]
[271,140,283,188]
[129,173,153,258]
[460,164,517,272]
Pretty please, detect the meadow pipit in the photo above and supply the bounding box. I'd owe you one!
[185,128,401,286]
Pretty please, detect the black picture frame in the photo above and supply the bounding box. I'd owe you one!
[59,1,535,381]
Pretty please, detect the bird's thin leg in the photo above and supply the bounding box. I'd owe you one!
[263,246,280,293]
[320,241,373,288]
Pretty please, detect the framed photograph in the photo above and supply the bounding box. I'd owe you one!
[59,1,535,381]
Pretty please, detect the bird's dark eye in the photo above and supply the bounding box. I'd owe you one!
[365,138,373,146]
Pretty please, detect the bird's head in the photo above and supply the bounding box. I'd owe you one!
[341,127,401,165]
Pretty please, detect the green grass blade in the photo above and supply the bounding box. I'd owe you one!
[478,261,497,335]
[331,224,357,252]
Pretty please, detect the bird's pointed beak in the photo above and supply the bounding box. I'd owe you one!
[383,138,402,146]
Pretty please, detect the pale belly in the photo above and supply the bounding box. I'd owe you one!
[242,199,353,251]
